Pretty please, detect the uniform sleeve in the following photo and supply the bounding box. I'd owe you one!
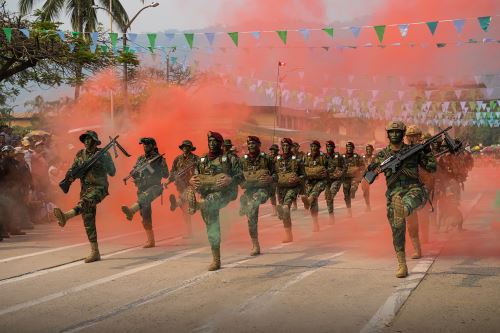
[297,158,305,179]
[231,155,243,181]
[419,150,437,173]
[161,157,169,179]
[105,152,116,177]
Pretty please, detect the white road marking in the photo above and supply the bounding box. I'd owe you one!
[0,236,183,287]
[0,230,155,263]
[0,247,204,317]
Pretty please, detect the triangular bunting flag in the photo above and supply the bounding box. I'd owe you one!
[205,32,215,45]
[147,33,157,51]
[72,31,80,39]
[251,31,261,40]
[478,16,491,32]
[100,44,108,53]
[69,43,76,53]
[165,33,175,42]
[90,31,98,45]
[128,33,137,43]
[2,28,12,43]
[90,44,97,53]
[228,32,238,46]
[109,32,118,48]
[350,26,361,38]
[276,30,287,45]
[426,21,439,35]
[453,19,466,34]
[298,29,310,40]
[322,27,334,38]
[184,33,194,49]
[374,25,386,43]
[398,24,409,38]
[19,28,30,38]
[57,30,65,41]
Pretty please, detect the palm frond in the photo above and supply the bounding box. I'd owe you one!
[18,0,36,16]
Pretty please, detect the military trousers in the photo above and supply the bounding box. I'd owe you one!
[74,186,108,243]
[277,185,300,228]
[325,179,342,214]
[200,191,230,250]
[137,185,163,230]
[304,180,327,215]
[240,187,269,239]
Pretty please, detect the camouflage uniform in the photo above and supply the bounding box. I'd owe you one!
[131,139,169,230]
[361,145,376,210]
[324,141,346,216]
[370,121,436,277]
[342,144,364,210]
[239,137,274,254]
[302,142,330,230]
[268,144,280,211]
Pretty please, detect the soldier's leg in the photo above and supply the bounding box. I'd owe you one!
[280,188,298,243]
[351,180,360,199]
[201,192,226,271]
[301,182,313,210]
[362,181,371,211]
[80,188,107,263]
[270,185,277,215]
[407,212,421,259]
[325,183,333,214]
[310,181,326,231]
[140,204,155,248]
[387,192,408,278]
[247,189,269,255]
[343,179,353,217]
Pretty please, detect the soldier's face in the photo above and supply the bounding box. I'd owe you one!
[247,141,259,154]
[143,143,154,154]
[208,137,220,152]
[292,145,299,153]
[84,137,96,150]
[182,146,190,155]
[346,145,354,154]
[281,142,291,154]
[406,135,420,145]
[326,144,334,154]
[366,146,374,155]
[310,144,320,154]
[388,130,404,144]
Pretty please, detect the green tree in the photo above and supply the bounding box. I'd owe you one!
[18,0,129,99]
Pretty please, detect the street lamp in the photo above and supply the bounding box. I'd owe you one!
[273,61,286,144]
[93,2,160,114]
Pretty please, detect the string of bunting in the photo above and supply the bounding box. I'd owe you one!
[1,14,498,52]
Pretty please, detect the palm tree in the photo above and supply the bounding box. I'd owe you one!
[19,0,129,99]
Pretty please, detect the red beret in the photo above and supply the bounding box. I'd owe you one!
[281,137,293,146]
[310,140,321,147]
[247,136,261,144]
[326,140,335,147]
[207,131,224,143]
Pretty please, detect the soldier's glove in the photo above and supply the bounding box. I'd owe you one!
[258,174,273,185]
[189,175,201,190]
[216,175,232,189]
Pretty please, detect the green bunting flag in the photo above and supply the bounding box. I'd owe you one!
[322,27,334,38]
[2,27,12,43]
[147,33,157,51]
[478,16,491,32]
[228,32,239,46]
[426,21,439,35]
[100,44,109,53]
[109,32,118,48]
[373,25,386,43]
[72,31,80,38]
[276,30,287,45]
[184,33,194,49]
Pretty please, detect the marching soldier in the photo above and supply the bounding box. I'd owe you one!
[54,131,116,263]
[302,141,330,232]
[121,137,169,248]
[324,140,346,224]
[275,138,304,242]
[268,144,280,216]
[291,141,305,210]
[367,121,436,277]
[222,139,238,158]
[342,142,364,217]
[187,131,241,271]
[169,140,199,238]
[361,144,376,211]
[239,136,274,255]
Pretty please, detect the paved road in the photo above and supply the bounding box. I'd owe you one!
[0,167,498,333]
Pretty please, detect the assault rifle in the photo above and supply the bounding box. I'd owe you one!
[123,153,165,185]
[364,126,454,184]
[163,160,198,188]
[59,135,130,193]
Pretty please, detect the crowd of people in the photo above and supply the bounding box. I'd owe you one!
[0,125,60,241]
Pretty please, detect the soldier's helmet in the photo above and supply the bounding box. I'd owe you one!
[79,130,101,145]
[346,141,355,148]
[1,145,14,153]
[385,120,406,132]
[179,139,196,151]
[223,139,233,147]
[422,133,432,140]
[406,125,422,136]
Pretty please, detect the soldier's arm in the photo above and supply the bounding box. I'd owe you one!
[419,150,437,173]
[231,155,243,182]
[161,157,169,179]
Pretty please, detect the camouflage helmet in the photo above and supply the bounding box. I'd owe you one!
[422,132,432,140]
[385,120,406,132]
[139,137,157,146]
[406,125,422,136]
[79,130,101,145]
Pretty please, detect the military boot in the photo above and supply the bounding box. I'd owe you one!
[143,229,155,248]
[282,227,293,243]
[250,238,261,256]
[84,242,101,263]
[169,194,178,211]
[121,203,140,221]
[395,251,408,278]
[411,237,422,259]
[54,208,77,228]
[392,195,409,226]
[208,248,221,271]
